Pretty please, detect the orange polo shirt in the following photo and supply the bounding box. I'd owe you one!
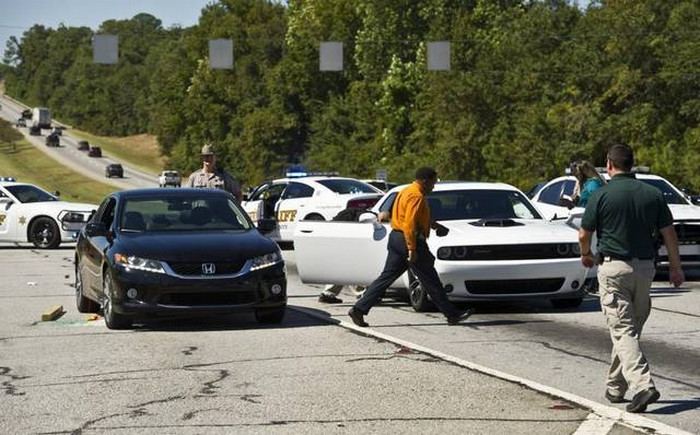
[391,181,431,251]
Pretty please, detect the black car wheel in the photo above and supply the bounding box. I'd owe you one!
[102,272,132,329]
[550,297,583,309]
[29,217,60,249]
[75,262,98,313]
[304,214,325,221]
[255,306,286,324]
[406,276,437,312]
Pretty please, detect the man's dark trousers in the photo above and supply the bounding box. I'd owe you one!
[354,230,461,318]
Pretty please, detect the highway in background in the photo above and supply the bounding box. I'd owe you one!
[0,95,158,190]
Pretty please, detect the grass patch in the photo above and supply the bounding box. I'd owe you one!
[0,139,115,204]
[69,130,166,175]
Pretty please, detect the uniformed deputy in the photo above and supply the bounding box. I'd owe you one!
[579,144,683,413]
[186,144,242,202]
[348,167,473,327]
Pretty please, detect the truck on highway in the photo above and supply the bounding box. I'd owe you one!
[32,107,52,129]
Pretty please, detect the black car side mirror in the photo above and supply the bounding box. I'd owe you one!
[85,222,108,237]
[257,218,276,233]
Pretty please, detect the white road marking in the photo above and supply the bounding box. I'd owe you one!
[572,413,615,435]
[290,306,693,435]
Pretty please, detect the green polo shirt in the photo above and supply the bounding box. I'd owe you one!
[581,172,673,259]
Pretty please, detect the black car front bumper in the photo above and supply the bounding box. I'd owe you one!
[109,262,286,317]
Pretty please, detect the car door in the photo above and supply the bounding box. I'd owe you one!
[0,188,13,238]
[277,182,314,242]
[294,220,396,286]
[83,197,116,297]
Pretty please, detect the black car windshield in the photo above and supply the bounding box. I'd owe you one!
[120,196,252,232]
[640,179,689,205]
[427,189,543,221]
[5,184,57,203]
[316,179,379,194]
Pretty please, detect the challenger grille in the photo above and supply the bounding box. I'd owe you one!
[445,244,578,261]
[168,261,247,276]
[466,278,565,294]
[674,223,700,244]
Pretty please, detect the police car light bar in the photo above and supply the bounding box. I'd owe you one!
[285,171,340,178]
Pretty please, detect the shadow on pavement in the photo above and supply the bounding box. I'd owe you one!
[649,397,700,415]
[130,305,333,332]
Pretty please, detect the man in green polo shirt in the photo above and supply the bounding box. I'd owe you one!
[579,144,684,413]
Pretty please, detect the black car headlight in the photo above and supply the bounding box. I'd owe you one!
[250,251,282,271]
[556,243,580,257]
[59,210,93,230]
[437,246,469,260]
[114,253,166,274]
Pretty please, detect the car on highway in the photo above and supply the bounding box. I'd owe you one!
[242,176,383,244]
[74,188,286,329]
[294,181,589,310]
[87,146,102,157]
[45,133,60,147]
[21,109,32,119]
[531,169,700,268]
[0,181,96,248]
[51,126,62,136]
[29,125,40,135]
[15,118,26,128]
[105,163,124,178]
[77,140,90,151]
[158,170,181,187]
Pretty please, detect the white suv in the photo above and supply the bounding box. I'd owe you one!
[159,170,181,188]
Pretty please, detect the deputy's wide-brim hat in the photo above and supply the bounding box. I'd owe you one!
[201,144,215,156]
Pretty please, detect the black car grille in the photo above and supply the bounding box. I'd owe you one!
[674,223,700,244]
[168,261,247,276]
[465,278,565,294]
[451,244,577,261]
[158,291,257,306]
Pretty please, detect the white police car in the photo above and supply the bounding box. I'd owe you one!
[0,182,96,248]
[294,182,589,309]
[532,169,700,268]
[242,176,383,243]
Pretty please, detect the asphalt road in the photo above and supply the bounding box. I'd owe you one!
[1,244,697,434]
[0,95,157,190]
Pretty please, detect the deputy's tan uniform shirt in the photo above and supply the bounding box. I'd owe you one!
[186,169,242,201]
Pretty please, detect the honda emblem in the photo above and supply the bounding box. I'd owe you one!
[202,263,216,275]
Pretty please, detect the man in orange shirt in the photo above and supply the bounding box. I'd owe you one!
[348,167,474,327]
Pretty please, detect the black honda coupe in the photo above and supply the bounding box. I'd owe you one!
[75,188,286,329]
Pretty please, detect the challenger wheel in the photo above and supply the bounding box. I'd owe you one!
[407,277,437,312]
[29,217,60,249]
[102,272,132,329]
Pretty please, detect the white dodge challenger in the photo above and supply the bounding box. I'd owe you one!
[294,181,590,310]
[0,181,96,248]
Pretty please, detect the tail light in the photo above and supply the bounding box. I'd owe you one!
[346,197,379,209]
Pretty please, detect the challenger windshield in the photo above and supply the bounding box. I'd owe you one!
[427,189,543,221]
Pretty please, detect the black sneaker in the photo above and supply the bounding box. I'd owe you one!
[447,308,475,325]
[348,307,368,327]
[626,388,660,413]
[605,391,625,403]
[318,293,343,304]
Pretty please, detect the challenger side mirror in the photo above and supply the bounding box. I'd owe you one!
[85,222,108,238]
[257,218,276,233]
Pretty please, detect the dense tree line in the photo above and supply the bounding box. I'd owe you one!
[3,0,700,191]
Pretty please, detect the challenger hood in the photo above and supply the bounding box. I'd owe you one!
[431,219,578,246]
[668,204,700,221]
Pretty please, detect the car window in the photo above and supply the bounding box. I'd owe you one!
[250,183,272,201]
[378,192,397,213]
[562,179,576,197]
[428,189,542,221]
[537,181,565,205]
[282,182,314,199]
[640,179,689,205]
[120,195,251,232]
[99,198,117,230]
[4,184,57,203]
[316,179,379,194]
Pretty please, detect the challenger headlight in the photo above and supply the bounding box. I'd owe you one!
[437,246,469,260]
[556,243,580,257]
[437,247,452,260]
[250,251,282,271]
[114,253,166,274]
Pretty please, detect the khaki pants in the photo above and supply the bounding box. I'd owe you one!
[597,259,656,397]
